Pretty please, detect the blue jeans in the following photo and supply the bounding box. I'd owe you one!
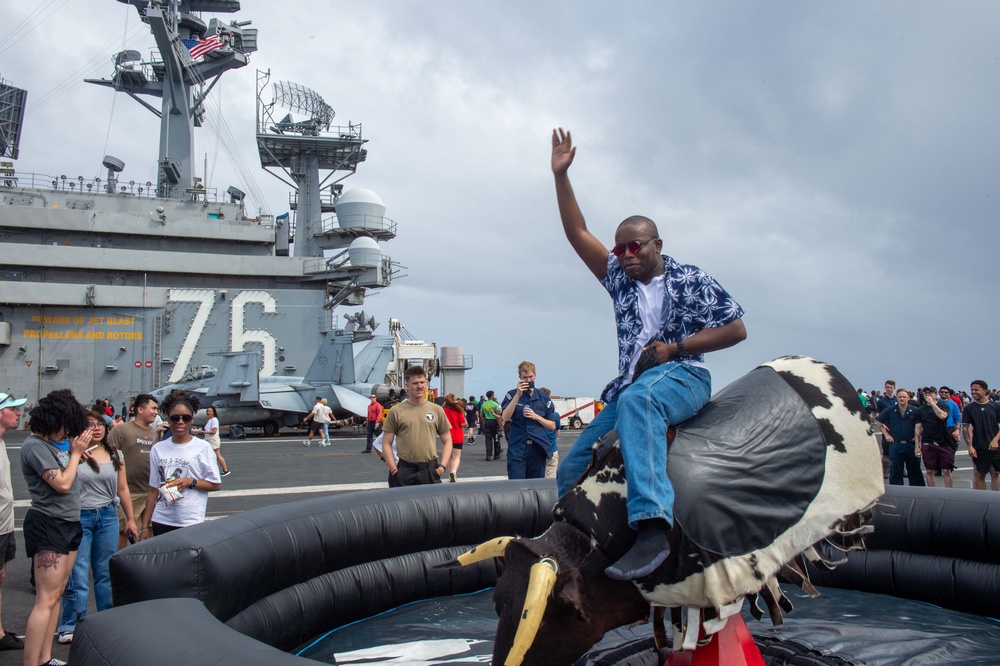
[556,363,711,529]
[58,503,118,633]
[322,422,330,441]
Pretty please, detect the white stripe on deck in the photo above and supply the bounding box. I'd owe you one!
[12,475,511,508]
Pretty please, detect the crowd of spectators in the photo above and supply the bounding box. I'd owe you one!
[866,379,1000,492]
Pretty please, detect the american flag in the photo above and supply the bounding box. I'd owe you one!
[182,34,223,60]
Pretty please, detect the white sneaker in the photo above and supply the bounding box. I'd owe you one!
[302,439,311,447]
[322,440,331,447]
[56,631,73,644]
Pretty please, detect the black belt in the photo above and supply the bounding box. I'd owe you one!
[398,458,439,470]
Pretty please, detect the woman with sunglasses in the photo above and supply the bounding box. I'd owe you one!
[139,390,222,538]
[55,411,138,645]
[20,389,90,666]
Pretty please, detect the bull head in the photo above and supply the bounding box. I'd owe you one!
[454,523,649,665]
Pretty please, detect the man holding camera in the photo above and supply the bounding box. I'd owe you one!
[501,361,558,480]
[915,386,954,488]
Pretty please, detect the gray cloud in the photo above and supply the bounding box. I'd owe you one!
[4,0,997,399]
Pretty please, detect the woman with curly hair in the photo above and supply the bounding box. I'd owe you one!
[55,410,138,645]
[442,394,468,482]
[20,389,90,666]
[139,390,222,538]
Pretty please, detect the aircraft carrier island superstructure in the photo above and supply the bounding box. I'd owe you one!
[0,0,399,409]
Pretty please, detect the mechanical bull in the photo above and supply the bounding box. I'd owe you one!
[448,356,885,665]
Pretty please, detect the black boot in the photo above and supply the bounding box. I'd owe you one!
[605,518,670,581]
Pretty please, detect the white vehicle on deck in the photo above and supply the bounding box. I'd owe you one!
[551,397,601,429]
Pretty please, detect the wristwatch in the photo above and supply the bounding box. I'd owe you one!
[190,479,197,490]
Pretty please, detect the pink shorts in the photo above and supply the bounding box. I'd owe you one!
[921,443,955,471]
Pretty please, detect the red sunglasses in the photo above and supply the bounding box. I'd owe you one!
[612,237,658,257]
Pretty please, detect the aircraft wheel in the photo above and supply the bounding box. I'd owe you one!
[570,416,583,429]
[263,420,280,435]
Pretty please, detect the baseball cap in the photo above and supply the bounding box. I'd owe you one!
[0,393,27,410]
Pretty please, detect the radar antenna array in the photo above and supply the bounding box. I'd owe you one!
[0,75,28,160]
[272,81,334,134]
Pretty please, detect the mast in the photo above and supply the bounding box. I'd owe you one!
[85,0,258,199]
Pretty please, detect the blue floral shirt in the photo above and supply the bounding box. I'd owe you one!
[600,252,744,402]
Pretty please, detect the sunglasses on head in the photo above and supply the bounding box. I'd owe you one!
[612,237,658,257]
[168,414,194,423]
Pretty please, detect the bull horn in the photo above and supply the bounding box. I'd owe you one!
[435,536,515,569]
[505,557,559,666]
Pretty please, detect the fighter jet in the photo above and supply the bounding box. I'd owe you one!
[150,329,400,434]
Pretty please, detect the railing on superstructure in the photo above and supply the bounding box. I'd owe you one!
[2,172,276,227]
[5,172,213,199]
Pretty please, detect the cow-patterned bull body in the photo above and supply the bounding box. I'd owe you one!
[489,357,884,665]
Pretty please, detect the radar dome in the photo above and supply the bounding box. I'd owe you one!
[337,188,386,230]
[348,236,381,268]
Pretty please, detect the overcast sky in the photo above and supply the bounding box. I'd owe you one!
[3,1,999,400]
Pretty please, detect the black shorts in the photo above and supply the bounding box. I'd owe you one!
[23,509,82,558]
[0,531,15,564]
[973,449,1000,475]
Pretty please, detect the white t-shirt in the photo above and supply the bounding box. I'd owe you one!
[625,274,665,383]
[311,403,331,424]
[203,417,221,447]
[148,436,221,528]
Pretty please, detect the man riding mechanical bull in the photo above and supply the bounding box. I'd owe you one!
[552,127,748,581]
[443,130,884,665]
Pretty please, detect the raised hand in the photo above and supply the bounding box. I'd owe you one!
[551,128,576,174]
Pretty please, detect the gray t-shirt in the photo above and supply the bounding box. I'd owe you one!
[78,457,119,511]
[21,434,81,521]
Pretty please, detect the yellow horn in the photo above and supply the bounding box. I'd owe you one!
[505,557,559,666]
[455,536,515,566]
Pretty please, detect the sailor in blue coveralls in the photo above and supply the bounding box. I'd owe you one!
[501,361,558,480]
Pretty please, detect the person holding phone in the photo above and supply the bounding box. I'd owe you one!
[20,390,90,666]
[55,410,137,645]
[915,386,954,488]
[501,361,558,480]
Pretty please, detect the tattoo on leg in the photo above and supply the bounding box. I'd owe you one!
[35,550,60,571]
